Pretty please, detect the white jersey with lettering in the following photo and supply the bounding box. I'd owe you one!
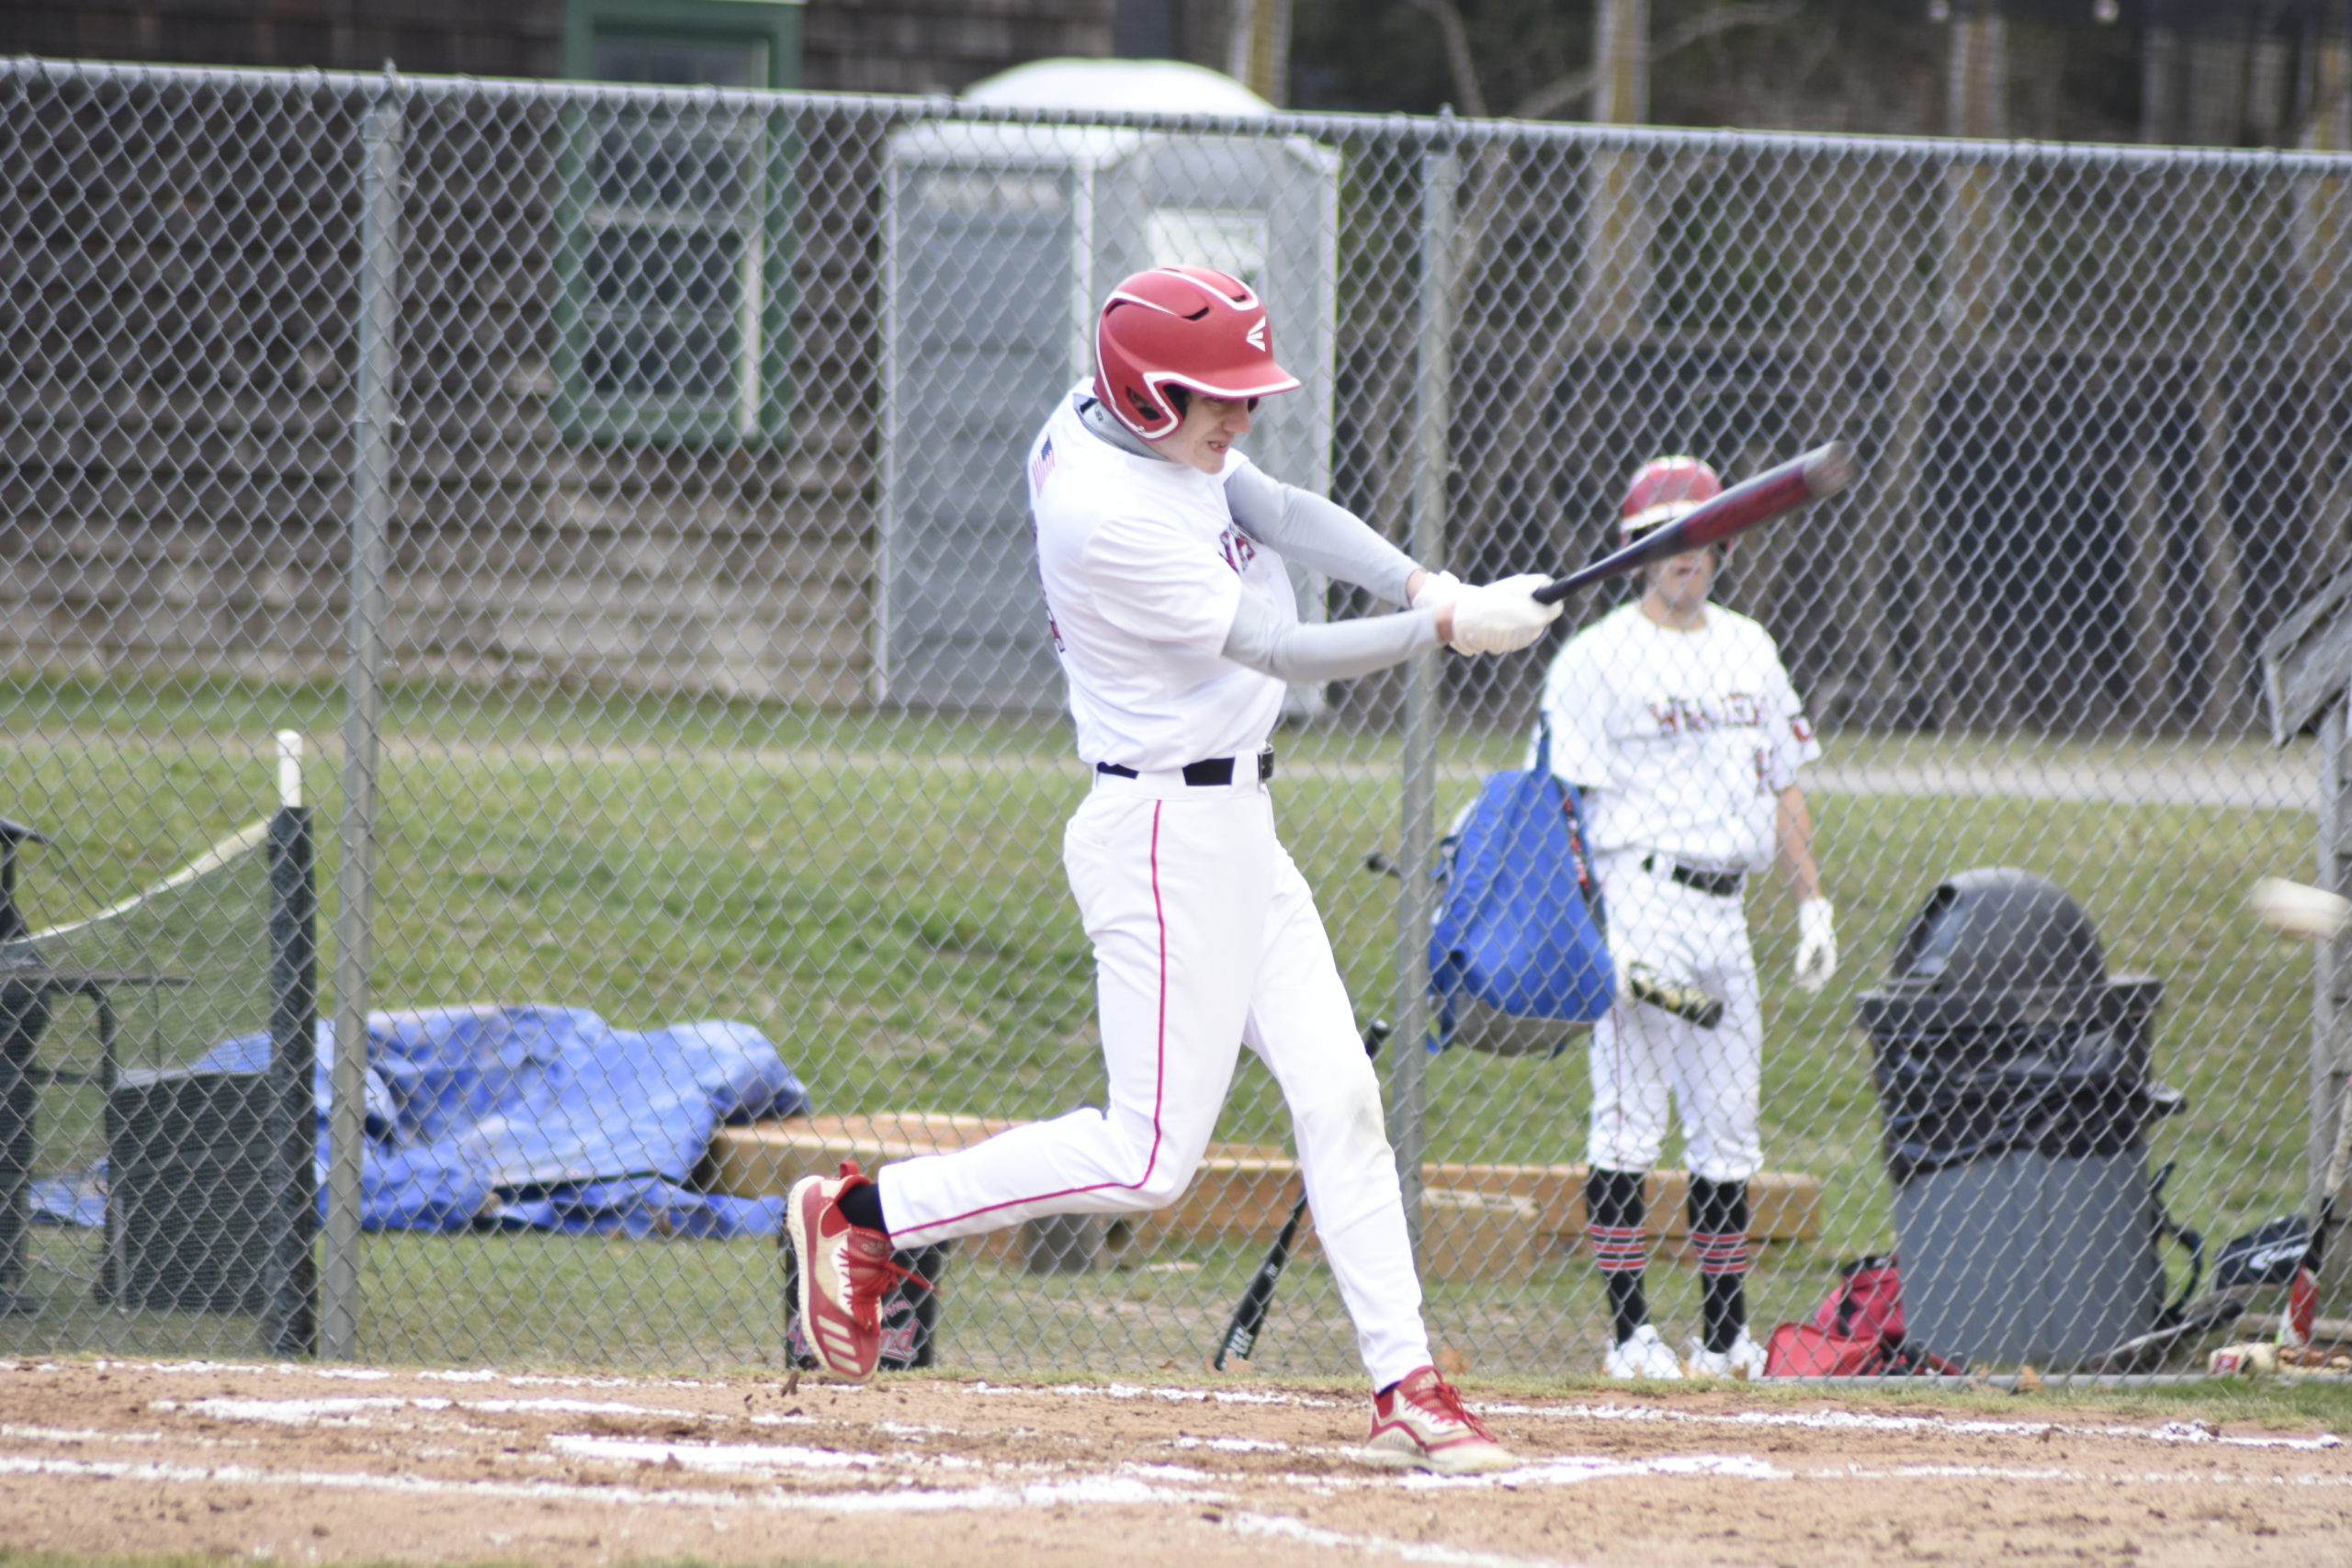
[1536,602,1819,873]
[1028,382,1296,773]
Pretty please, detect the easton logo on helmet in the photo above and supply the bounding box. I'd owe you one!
[1093,264,1300,442]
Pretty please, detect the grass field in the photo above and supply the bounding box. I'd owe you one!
[0,675,2327,1378]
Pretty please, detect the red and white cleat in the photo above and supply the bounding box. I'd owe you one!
[786,1160,913,1382]
[1363,1365,1519,1474]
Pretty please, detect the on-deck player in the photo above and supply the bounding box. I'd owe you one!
[1538,456,1836,1381]
[788,265,1560,1472]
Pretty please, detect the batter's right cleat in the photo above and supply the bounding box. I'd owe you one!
[1363,1366,1519,1474]
[1603,1324,1685,1381]
[786,1160,916,1382]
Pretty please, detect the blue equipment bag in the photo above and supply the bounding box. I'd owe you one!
[1427,721,1614,1055]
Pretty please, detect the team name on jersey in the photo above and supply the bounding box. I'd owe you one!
[1645,691,1765,737]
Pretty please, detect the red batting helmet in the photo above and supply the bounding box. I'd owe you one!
[1093,265,1300,442]
[1619,456,1723,541]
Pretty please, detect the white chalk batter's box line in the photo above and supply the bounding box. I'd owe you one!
[1481,1400,2346,1451]
[147,1395,748,1427]
[0,1452,1216,1517]
[9,1414,2351,1500]
[0,1454,1609,1568]
[5,1357,725,1391]
[15,1361,2344,1461]
[5,1428,2350,1568]
[155,1391,2343,1481]
[1006,1381,2350,1452]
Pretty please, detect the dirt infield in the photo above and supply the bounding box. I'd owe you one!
[0,1359,2346,1567]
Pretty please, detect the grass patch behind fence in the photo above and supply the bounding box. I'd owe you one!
[0,676,2324,1376]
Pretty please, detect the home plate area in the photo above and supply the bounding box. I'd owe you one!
[0,1360,2345,1568]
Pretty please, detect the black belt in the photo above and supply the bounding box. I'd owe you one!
[1096,749,1274,786]
[1643,854,1744,897]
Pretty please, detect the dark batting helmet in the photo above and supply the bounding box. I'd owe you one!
[1093,265,1299,442]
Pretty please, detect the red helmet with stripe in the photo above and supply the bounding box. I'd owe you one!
[1619,456,1723,541]
[1093,265,1300,442]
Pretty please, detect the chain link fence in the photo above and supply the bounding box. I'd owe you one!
[2,56,2346,1382]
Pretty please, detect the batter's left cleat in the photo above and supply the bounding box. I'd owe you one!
[1685,1328,1768,1381]
[1363,1366,1518,1474]
[786,1160,919,1382]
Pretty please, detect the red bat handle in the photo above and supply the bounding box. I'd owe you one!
[1532,441,1854,606]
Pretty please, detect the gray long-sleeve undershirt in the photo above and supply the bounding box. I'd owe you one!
[1220,588,1442,682]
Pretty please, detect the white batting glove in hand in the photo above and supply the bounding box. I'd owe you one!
[1794,897,1838,993]
[1444,573,1563,656]
[1408,569,1463,613]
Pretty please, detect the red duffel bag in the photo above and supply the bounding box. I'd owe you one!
[1764,1253,1958,1376]
[1763,1322,1885,1376]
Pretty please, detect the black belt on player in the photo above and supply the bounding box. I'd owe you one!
[1643,854,1745,897]
[1096,748,1275,786]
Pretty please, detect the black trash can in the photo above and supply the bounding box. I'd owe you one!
[1857,868,2182,1369]
[106,1066,281,1314]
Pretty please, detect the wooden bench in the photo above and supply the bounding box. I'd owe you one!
[701,1116,1818,1279]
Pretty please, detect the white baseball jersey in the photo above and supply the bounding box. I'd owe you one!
[1538,603,1819,872]
[1028,383,1298,772]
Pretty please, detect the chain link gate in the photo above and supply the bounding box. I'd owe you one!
[2,56,2346,1383]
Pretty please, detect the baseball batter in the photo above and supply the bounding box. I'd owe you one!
[1538,456,1836,1381]
[789,265,1559,1472]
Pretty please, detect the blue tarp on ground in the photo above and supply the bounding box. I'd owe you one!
[32,1004,808,1239]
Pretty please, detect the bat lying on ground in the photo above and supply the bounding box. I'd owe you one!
[1211,1019,1391,1371]
[1532,442,1856,606]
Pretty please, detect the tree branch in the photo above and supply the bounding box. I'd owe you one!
[1512,1,1803,121]
[1403,0,1489,119]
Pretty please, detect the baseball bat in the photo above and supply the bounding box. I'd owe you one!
[1212,1019,1390,1370]
[1623,963,1724,1030]
[1532,441,1855,606]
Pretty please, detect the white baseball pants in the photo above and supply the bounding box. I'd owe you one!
[877,764,1433,1389]
[1588,849,1764,1183]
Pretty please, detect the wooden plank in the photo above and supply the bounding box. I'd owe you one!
[702,1113,1029,1266]
[701,1122,1822,1268]
[698,1112,1019,1198]
[2262,565,2352,744]
[1550,1168,1822,1245]
[1417,1189,1541,1281]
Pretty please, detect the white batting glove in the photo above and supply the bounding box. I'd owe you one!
[1794,897,1838,993]
[1444,573,1564,656]
[1408,569,1463,613]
